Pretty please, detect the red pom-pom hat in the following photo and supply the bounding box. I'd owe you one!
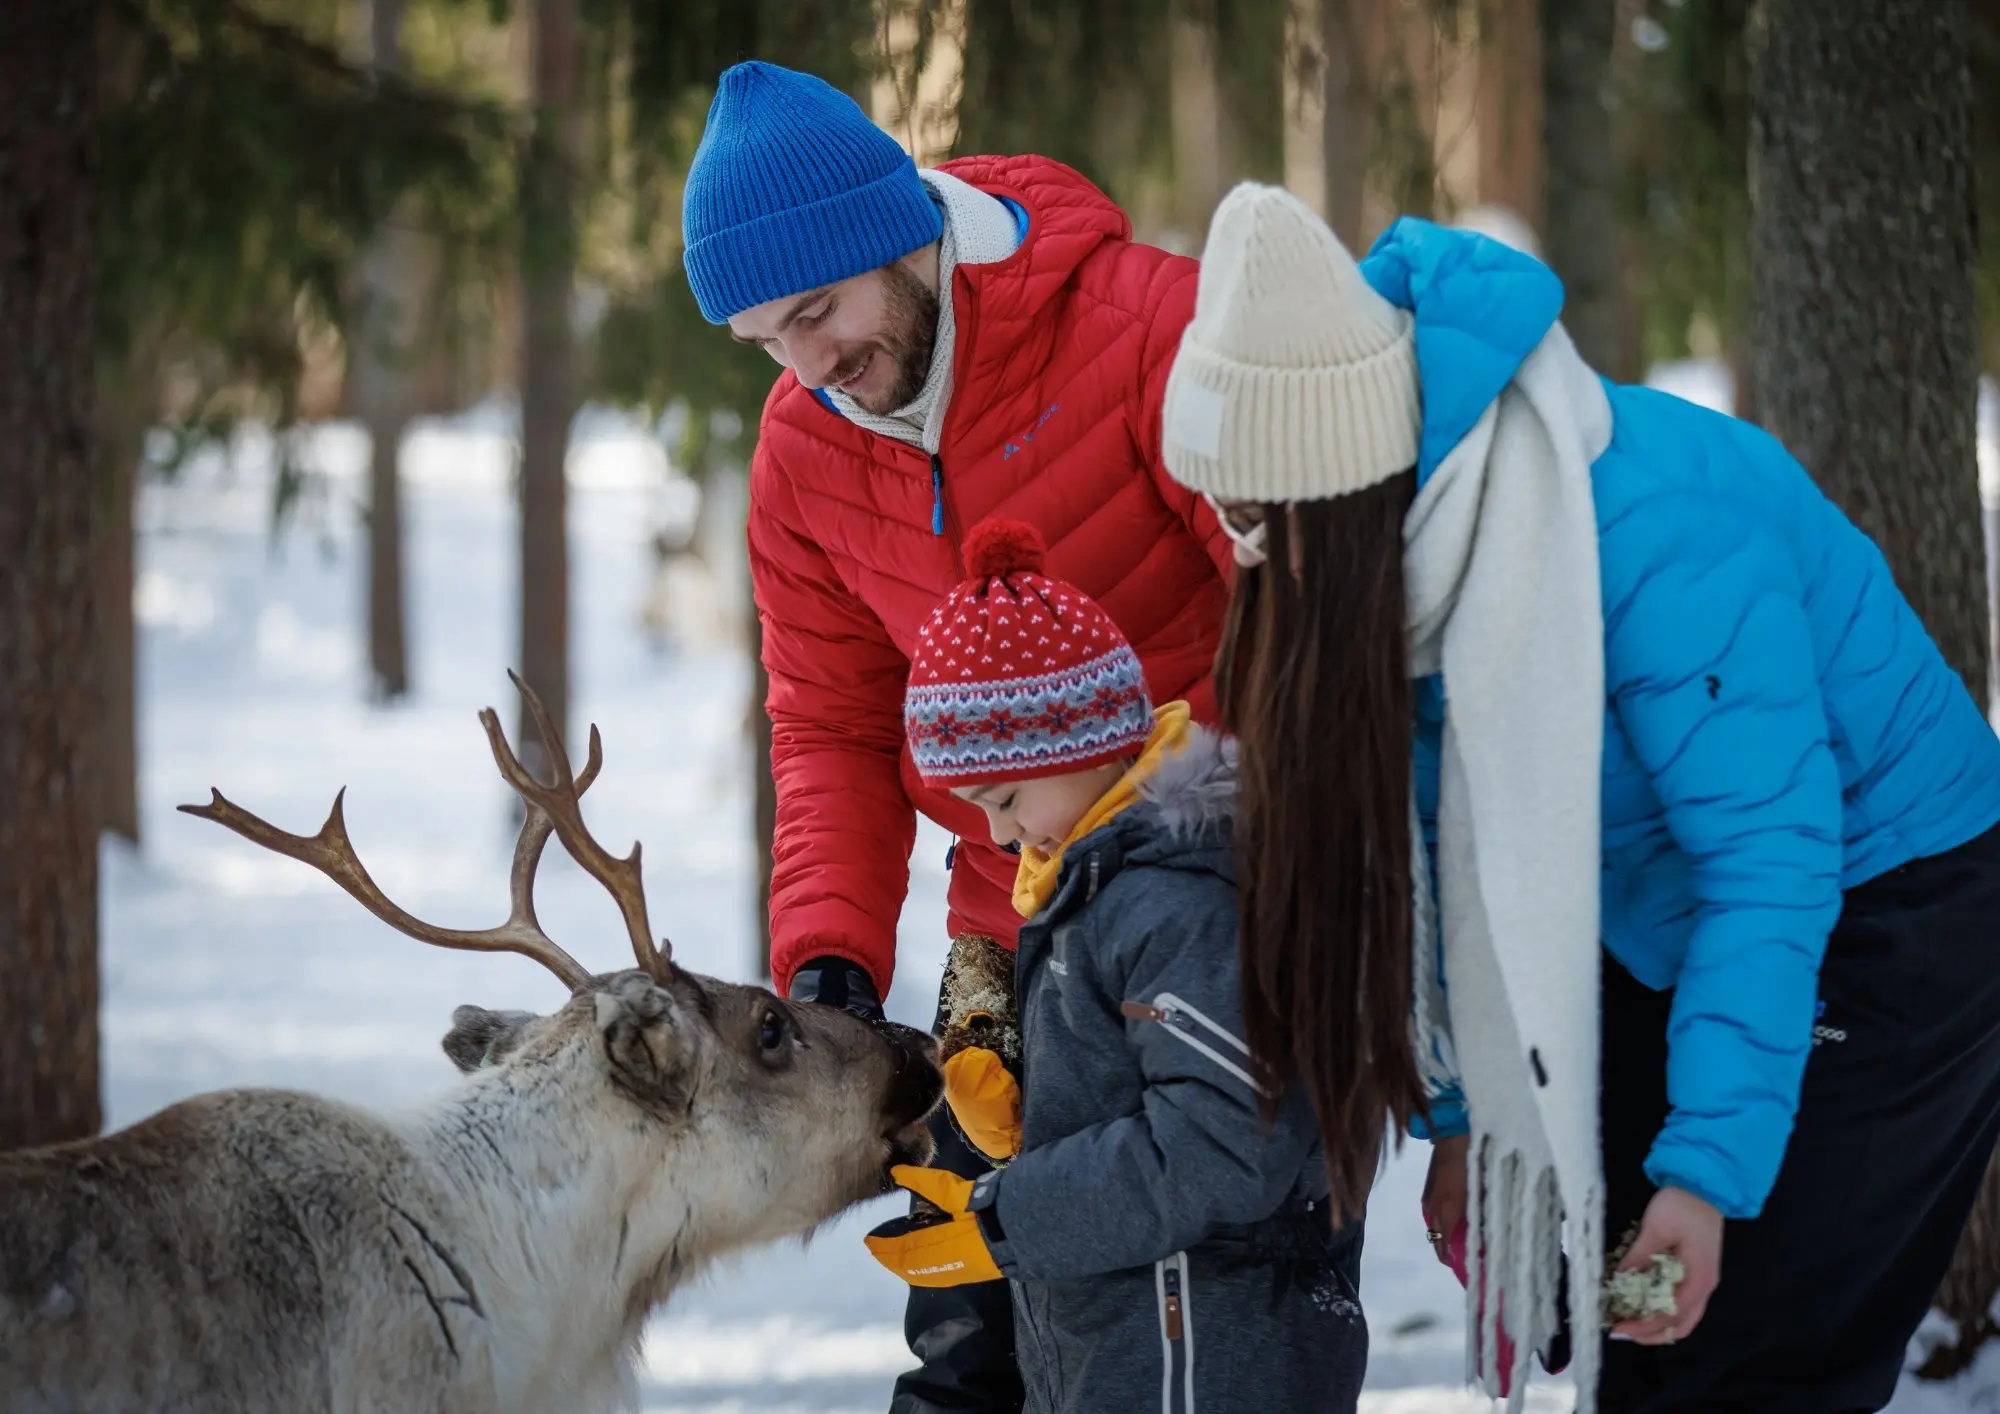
[906,519,1154,788]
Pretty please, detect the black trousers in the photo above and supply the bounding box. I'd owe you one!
[889,983,1026,1414]
[1599,820,2000,1414]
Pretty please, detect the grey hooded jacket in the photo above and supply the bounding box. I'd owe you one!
[965,726,1367,1413]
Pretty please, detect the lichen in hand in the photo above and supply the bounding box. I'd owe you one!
[938,933,1020,1066]
[1601,1221,1686,1324]
[1601,1253,1685,1323]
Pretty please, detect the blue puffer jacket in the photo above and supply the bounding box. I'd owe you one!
[1370,218,2000,1220]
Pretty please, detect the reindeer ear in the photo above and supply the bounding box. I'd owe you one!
[442,1005,539,1074]
[594,974,691,1112]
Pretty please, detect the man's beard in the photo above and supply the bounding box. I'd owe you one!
[835,260,939,416]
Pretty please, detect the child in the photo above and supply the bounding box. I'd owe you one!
[866,519,1367,1414]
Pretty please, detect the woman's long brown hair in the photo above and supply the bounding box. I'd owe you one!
[1215,477,1424,1222]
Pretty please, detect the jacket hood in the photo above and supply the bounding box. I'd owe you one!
[934,155,1134,397]
[1359,218,1566,486]
[939,153,1132,274]
[1137,723,1236,840]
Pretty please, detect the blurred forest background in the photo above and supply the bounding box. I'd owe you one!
[5,0,2000,1384]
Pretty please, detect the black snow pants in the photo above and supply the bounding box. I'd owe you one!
[1598,819,2000,1414]
[889,973,1026,1414]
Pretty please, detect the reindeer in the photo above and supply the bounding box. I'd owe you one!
[0,676,941,1414]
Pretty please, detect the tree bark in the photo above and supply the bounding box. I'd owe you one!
[363,389,410,701]
[1928,1148,2000,1376]
[0,0,103,1150]
[1749,0,1988,703]
[355,0,411,703]
[1987,466,1998,715]
[1477,0,1544,231]
[1541,0,1624,377]
[1749,1,1996,1371]
[1170,0,1240,244]
[517,0,579,771]
[1317,0,1377,251]
[94,358,145,845]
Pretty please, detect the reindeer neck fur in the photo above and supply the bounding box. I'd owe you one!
[392,1035,722,1413]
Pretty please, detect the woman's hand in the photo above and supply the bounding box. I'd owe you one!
[1421,1133,1471,1267]
[1612,1186,1723,1345]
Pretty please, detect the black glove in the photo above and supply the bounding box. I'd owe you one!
[788,955,885,1022]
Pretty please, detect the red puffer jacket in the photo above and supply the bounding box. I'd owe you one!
[748,154,1233,998]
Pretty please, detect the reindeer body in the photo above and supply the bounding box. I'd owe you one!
[0,678,941,1413]
[0,972,940,1414]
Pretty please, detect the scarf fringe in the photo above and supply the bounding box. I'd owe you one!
[1463,1132,1603,1413]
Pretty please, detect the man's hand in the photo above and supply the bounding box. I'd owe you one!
[787,956,884,1022]
[1422,1132,1470,1268]
[1611,1186,1723,1346]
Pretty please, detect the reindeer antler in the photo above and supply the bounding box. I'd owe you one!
[480,672,672,980]
[179,673,673,989]
[179,766,598,991]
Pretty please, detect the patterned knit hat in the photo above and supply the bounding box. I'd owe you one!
[680,61,944,325]
[907,521,1154,788]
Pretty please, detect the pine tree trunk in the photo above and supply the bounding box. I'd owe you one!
[1749,0,1988,701]
[1170,0,1238,243]
[1541,0,1624,377]
[0,0,103,1151]
[364,401,410,700]
[1749,0,1997,1371]
[93,0,147,851]
[94,361,145,845]
[1929,1149,2000,1376]
[1477,0,1545,231]
[1984,321,1998,717]
[356,0,410,702]
[1318,0,1376,251]
[517,0,579,770]
[1986,482,1997,716]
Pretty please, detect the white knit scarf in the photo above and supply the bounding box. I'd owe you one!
[827,169,1022,454]
[1404,323,1613,1411]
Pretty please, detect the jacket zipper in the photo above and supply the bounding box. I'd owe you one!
[1156,1251,1193,1413]
[929,453,946,537]
[1119,994,1262,1095]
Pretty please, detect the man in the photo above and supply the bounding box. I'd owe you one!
[680,60,1231,1414]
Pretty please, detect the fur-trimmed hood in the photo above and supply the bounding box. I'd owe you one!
[1062,724,1238,884]
[1136,723,1237,842]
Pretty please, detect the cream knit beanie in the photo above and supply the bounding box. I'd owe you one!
[1163,182,1422,503]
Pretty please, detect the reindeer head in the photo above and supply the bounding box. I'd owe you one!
[440,970,940,1248]
[181,675,941,1259]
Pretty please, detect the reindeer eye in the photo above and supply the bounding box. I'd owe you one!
[758,1009,788,1053]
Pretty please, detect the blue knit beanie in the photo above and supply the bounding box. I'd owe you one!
[680,61,943,325]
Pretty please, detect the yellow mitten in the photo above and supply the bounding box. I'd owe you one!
[864,1166,1004,1288]
[942,1031,1023,1161]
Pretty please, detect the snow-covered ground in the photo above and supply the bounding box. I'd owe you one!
[102,378,2000,1412]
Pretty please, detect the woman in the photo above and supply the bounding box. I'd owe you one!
[1158,182,2000,1414]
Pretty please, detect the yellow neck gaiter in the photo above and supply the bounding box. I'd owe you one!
[1011,702,1193,919]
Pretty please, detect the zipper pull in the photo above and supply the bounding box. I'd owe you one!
[1163,1266,1185,1340]
[1120,1000,1166,1023]
[929,454,945,536]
